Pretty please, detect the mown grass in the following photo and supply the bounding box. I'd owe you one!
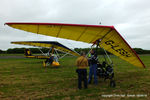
[0,54,24,56]
[0,54,150,100]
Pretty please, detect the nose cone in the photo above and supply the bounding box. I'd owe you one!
[52,61,60,67]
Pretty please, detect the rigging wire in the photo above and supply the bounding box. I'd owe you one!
[93,39,113,66]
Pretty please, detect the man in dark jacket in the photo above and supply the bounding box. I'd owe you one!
[88,50,98,84]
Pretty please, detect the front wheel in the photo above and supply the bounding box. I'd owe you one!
[110,80,116,87]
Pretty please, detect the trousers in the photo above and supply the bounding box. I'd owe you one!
[88,64,98,84]
[77,69,87,89]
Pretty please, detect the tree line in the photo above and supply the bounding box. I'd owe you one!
[0,47,150,55]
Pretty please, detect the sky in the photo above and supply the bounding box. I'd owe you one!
[0,0,150,50]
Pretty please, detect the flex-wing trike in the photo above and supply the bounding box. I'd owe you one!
[11,41,80,67]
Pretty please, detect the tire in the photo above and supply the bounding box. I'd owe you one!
[110,80,116,87]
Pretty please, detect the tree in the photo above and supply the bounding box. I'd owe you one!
[0,49,4,54]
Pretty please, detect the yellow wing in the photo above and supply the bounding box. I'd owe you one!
[11,41,80,57]
[6,22,145,68]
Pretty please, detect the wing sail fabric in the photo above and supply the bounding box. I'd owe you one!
[6,23,145,68]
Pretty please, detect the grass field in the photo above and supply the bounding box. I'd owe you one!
[0,54,150,100]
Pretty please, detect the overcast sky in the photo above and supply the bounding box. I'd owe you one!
[0,0,150,50]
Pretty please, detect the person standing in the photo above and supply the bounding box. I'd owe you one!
[88,50,98,84]
[76,52,88,89]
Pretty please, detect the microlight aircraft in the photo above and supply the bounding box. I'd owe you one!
[11,41,80,67]
[5,22,145,68]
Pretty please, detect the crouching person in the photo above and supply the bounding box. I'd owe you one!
[76,52,88,89]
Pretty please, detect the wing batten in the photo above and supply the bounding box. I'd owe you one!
[37,25,39,34]
[57,25,62,37]
[76,27,88,41]
[90,28,105,43]
[101,29,113,41]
